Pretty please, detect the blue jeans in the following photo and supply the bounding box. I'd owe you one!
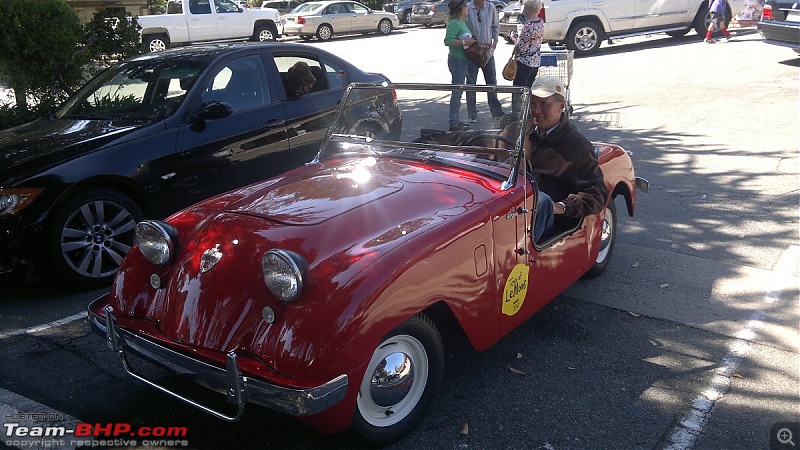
[448,55,470,126]
[533,191,555,243]
[466,56,505,118]
[512,64,539,113]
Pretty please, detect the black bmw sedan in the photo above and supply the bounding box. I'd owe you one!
[0,43,402,285]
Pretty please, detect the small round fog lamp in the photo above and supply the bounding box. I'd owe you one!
[150,273,162,289]
[262,306,275,324]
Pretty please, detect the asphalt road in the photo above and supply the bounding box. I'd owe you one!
[1,24,798,450]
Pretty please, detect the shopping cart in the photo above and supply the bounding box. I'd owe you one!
[537,45,574,115]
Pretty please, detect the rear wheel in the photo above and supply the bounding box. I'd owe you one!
[144,34,169,52]
[400,8,412,24]
[253,24,278,41]
[49,190,143,286]
[693,3,710,35]
[666,28,690,37]
[350,121,385,140]
[316,23,334,41]
[352,315,444,446]
[583,200,616,278]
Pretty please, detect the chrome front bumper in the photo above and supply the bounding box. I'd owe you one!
[88,300,348,422]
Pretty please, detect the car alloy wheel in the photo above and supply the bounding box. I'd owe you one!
[317,24,333,41]
[566,21,601,56]
[145,35,168,53]
[378,18,393,35]
[51,190,143,284]
[352,315,443,445]
[256,26,276,41]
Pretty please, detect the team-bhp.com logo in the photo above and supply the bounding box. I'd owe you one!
[4,422,189,448]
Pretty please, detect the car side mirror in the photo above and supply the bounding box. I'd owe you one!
[191,101,233,131]
[194,101,233,121]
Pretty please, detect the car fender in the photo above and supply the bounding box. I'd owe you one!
[545,9,611,41]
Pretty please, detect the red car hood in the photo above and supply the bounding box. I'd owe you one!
[227,157,404,225]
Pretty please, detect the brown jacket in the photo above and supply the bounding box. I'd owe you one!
[526,114,609,218]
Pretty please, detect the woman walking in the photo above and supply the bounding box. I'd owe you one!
[443,0,476,131]
[511,0,544,113]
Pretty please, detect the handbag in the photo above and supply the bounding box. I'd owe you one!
[465,41,492,68]
[502,47,518,81]
[502,58,517,81]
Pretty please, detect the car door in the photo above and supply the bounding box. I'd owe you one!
[175,53,293,206]
[348,2,375,32]
[273,52,349,161]
[213,0,252,38]
[635,0,690,28]
[186,0,219,41]
[495,173,597,337]
[589,0,637,33]
[323,2,353,33]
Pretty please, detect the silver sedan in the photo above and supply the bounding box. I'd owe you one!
[283,0,399,41]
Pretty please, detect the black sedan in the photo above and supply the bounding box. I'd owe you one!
[758,0,800,53]
[0,43,402,284]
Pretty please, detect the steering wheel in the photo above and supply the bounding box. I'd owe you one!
[465,134,516,149]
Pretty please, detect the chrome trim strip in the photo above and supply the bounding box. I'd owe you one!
[89,303,348,420]
[636,177,649,194]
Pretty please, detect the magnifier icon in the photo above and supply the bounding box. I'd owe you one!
[778,428,796,446]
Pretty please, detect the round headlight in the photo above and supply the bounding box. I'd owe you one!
[262,249,306,303]
[135,220,176,266]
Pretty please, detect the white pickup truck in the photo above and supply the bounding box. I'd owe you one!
[139,0,284,52]
[499,0,744,56]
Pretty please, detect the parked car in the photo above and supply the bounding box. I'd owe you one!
[500,0,743,56]
[261,0,302,13]
[758,0,800,53]
[283,0,399,40]
[383,0,417,24]
[410,0,447,27]
[0,43,402,284]
[139,0,283,52]
[88,83,646,445]
[761,0,797,20]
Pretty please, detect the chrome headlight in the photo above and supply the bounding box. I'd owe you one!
[135,220,177,266]
[0,188,42,216]
[262,249,307,303]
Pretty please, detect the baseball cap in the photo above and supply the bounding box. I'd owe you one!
[530,76,566,99]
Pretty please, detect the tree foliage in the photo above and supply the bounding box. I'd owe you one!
[0,1,142,130]
[0,0,85,113]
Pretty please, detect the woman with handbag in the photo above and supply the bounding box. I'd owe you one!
[443,0,476,131]
[511,0,544,114]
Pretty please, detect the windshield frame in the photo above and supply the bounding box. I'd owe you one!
[316,82,531,191]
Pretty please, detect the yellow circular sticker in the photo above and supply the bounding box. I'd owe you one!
[502,263,530,316]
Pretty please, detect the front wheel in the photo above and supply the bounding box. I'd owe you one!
[564,21,602,57]
[352,315,444,446]
[316,24,334,41]
[49,190,144,286]
[583,200,616,278]
[378,18,394,35]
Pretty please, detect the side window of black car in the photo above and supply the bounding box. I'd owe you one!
[201,55,270,112]
[275,55,328,98]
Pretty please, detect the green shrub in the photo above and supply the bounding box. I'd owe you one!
[0,2,143,130]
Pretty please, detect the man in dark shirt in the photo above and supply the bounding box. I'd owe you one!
[525,76,609,242]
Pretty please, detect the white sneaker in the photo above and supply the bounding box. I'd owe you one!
[704,38,716,44]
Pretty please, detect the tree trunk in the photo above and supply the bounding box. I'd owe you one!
[11,80,27,112]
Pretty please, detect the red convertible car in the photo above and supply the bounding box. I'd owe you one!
[89,83,647,445]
